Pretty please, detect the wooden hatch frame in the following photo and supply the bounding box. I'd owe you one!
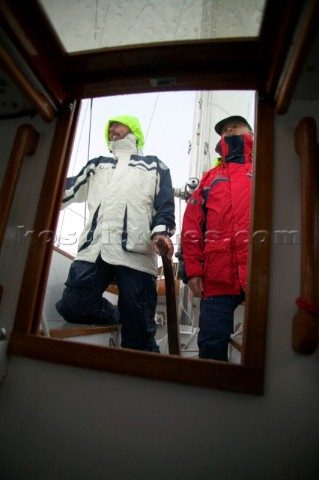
[1,0,317,394]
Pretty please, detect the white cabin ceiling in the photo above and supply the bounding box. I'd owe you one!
[293,25,319,101]
[0,65,35,119]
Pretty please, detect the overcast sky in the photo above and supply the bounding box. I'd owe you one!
[69,91,196,187]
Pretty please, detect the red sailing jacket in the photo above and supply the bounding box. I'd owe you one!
[181,133,253,297]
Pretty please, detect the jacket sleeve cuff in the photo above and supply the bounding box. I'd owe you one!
[150,225,175,239]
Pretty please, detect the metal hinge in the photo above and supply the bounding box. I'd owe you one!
[0,328,7,341]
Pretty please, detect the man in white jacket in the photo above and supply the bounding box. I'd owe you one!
[56,115,175,352]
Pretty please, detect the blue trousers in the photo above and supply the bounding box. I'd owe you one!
[198,290,245,361]
[56,255,159,352]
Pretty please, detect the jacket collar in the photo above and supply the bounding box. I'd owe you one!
[110,133,144,156]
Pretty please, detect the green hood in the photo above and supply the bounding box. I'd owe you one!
[105,115,145,149]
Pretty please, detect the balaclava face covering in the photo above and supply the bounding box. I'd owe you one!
[215,134,253,164]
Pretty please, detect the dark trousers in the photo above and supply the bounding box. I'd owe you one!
[56,255,159,352]
[198,289,245,361]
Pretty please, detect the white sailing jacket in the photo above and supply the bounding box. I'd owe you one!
[62,134,175,276]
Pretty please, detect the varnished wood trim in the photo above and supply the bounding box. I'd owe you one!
[0,0,68,106]
[156,238,180,355]
[9,333,264,394]
[53,245,75,261]
[242,100,273,369]
[64,39,262,98]
[48,325,118,339]
[0,46,56,122]
[260,0,304,99]
[292,117,319,353]
[0,124,39,249]
[13,102,81,335]
[276,0,319,114]
[230,338,243,353]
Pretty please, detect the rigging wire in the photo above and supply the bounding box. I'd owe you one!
[144,92,160,143]
[96,0,110,48]
[87,99,93,164]
[56,99,92,249]
[126,1,149,36]
[84,98,93,226]
[174,0,186,36]
[71,100,89,176]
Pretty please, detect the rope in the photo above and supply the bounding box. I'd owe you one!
[296,297,319,316]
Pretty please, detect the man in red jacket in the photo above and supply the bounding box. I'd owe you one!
[181,115,254,360]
